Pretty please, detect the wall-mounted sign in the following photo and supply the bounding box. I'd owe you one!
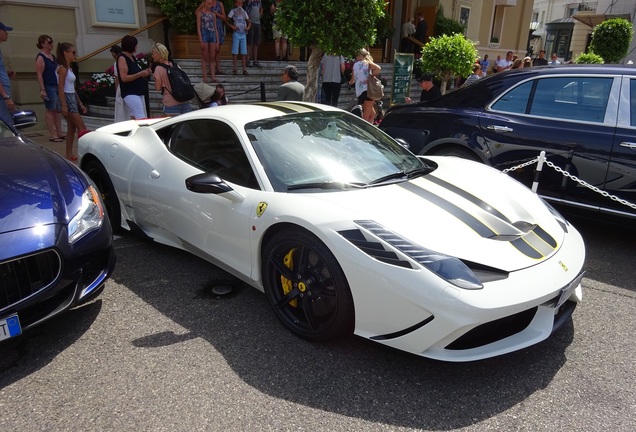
[91,0,140,29]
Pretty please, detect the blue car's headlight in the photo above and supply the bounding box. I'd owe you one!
[68,185,105,243]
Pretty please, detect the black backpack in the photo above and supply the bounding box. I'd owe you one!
[156,63,195,102]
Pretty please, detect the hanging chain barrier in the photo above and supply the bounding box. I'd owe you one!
[501,151,636,211]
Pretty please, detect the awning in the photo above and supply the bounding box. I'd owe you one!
[573,12,631,28]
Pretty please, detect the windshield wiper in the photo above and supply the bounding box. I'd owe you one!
[405,166,434,179]
[287,181,367,191]
[368,171,408,185]
[368,166,433,186]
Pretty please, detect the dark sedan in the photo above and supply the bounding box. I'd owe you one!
[1,113,116,342]
[379,65,636,221]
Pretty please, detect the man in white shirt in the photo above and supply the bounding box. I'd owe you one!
[495,51,514,72]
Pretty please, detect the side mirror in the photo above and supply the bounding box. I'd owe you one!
[394,138,410,150]
[12,110,38,129]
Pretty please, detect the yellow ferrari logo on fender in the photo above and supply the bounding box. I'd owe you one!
[256,202,268,217]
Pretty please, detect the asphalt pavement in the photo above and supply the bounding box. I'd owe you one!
[5,125,635,431]
[22,128,75,158]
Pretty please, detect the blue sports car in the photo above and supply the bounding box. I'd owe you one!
[0,112,116,342]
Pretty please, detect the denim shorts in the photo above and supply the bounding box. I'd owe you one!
[44,84,58,111]
[201,29,218,44]
[163,102,192,116]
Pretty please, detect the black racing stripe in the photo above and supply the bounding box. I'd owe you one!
[511,238,543,259]
[255,102,325,114]
[254,103,299,114]
[401,182,497,238]
[370,315,435,340]
[426,175,512,223]
[532,225,557,248]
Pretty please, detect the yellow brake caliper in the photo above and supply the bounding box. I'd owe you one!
[281,248,298,307]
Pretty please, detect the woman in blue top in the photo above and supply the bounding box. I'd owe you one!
[35,34,63,141]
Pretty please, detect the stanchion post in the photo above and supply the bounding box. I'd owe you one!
[531,151,546,193]
[260,82,266,102]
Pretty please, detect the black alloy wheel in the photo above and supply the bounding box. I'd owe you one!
[262,228,354,342]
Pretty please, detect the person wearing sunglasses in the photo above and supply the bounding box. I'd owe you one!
[56,42,87,161]
[35,34,64,141]
[0,21,16,127]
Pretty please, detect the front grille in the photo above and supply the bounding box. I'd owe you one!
[0,250,61,309]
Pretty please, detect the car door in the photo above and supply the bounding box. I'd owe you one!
[143,119,260,278]
[607,76,636,218]
[478,74,620,211]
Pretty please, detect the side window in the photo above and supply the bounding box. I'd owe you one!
[529,77,612,123]
[170,120,258,188]
[491,81,532,114]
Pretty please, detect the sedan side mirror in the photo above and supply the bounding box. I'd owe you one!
[12,110,38,129]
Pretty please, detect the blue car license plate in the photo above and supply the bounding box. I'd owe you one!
[0,314,22,341]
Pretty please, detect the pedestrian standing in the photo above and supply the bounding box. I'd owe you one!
[321,53,345,107]
[117,35,151,119]
[151,43,192,116]
[110,45,130,122]
[0,21,16,127]
[244,0,263,68]
[271,0,288,61]
[277,65,304,101]
[55,42,87,161]
[349,48,381,124]
[197,0,219,83]
[35,34,64,140]
[228,0,250,75]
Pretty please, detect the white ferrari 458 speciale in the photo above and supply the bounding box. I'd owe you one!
[78,102,585,362]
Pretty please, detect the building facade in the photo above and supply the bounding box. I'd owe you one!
[2,0,537,118]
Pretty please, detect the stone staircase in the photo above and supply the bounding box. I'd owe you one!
[82,59,421,129]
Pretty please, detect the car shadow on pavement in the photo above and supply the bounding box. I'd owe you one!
[566,216,636,292]
[106,232,573,431]
[0,301,102,386]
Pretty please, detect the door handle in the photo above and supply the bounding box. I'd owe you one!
[619,142,636,149]
[487,125,513,133]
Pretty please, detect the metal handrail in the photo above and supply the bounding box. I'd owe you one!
[76,16,169,63]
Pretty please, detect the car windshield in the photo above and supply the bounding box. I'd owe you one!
[246,112,432,192]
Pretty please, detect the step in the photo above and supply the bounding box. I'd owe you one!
[81,59,422,127]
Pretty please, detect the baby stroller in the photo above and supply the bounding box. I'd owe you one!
[192,82,217,108]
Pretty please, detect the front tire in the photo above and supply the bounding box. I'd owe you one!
[262,228,354,342]
[84,159,121,230]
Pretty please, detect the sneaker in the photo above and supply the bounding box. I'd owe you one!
[254,61,263,68]
[247,60,254,67]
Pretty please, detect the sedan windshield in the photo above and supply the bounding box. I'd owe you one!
[246,112,433,192]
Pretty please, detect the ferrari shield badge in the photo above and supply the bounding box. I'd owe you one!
[256,202,268,217]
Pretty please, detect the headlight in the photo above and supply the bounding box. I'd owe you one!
[355,220,483,290]
[68,185,104,243]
